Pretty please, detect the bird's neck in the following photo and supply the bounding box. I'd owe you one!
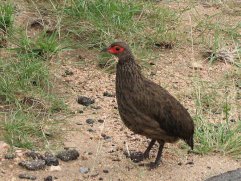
[116,56,144,91]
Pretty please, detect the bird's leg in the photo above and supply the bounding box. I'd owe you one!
[151,140,165,169]
[143,139,156,159]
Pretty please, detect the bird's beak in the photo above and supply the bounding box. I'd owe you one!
[101,47,108,52]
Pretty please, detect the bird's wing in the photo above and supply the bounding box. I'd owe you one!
[133,80,194,140]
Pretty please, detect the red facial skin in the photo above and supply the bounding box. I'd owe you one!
[107,46,125,54]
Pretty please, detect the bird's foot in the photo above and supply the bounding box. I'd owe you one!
[148,161,161,170]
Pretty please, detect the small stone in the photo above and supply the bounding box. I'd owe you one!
[149,62,155,65]
[86,119,95,124]
[87,128,95,132]
[64,70,74,76]
[43,152,59,166]
[97,119,104,123]
[79,167,89,174]
[19,173,37,180]
[77,96,95,106]
[186,161,194,165]
[99,177,103,180]
[49,165,61,172]
[178,162,182,166]
[25,151,43,159]
[103,169,109,173]
[19,160,46,170]
[4,153,16,159]
[76,122,83,125]
[78,110,84,114]
[103,91,114,97]
[101,133,112,141]
[44,176,53,181]
[56,149,79,161]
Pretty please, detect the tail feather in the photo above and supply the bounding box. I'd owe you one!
[185,135,194,150]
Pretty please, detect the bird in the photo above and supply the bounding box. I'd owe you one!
[102,42,194,168]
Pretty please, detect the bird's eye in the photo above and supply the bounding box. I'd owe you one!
[115,47,120,51]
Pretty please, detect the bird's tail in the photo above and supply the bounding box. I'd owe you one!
[185,135,194,150]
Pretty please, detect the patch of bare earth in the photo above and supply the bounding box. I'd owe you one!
[0,1,240,181]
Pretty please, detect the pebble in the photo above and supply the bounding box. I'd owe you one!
[49,165,61,172]
[4,153,16,159]
[103,169,109,173]
[43,152,59,166]
[97,119,104,123]
[44,176,53,181]
[78,110,84,114]
[101,134,112,142]
[25,151,43,159]
[64,70,74,76]
[56,149,79,161]
[19,160,46,170]
[86,119,95,124]
[77,96,95,106]
[103,91,114,97]
[18,173,37,180]
[79,167,89,174]
[87,128,95,132]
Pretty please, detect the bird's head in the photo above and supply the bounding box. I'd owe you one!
[102,42,133,61]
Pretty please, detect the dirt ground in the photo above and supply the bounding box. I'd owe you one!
[0,1,241,181]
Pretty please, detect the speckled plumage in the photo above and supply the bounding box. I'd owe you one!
[104,42,194,168]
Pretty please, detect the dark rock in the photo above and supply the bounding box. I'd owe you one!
[19,173,37,180]
[88,152,93,155]
[56,149,79,161]
[79,167,89,174]
[76,122,83,125]
[43,152,59,166]
[99,177,103,181]
[44,176,53,181]
[64,70,74,76]
[103,91,114,97]
[87,128,95,132]
[205,168,241,181]
[98,119,104,123]
[186,161,194,165]
[86,119,95,124]
[103,169,109,173]
[25,151,43,160]
[78,110,84,114]
[4,153,15,159]
[77,96,95,106]
[19,160,46,170]
[101,133,112,142]
[178,162,182,166]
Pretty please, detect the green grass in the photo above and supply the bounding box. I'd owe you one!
[193,10,241,64]
[65,0,179,47]
[0,3,14,31]
[64,0,180,70]
[192,74,241,158]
